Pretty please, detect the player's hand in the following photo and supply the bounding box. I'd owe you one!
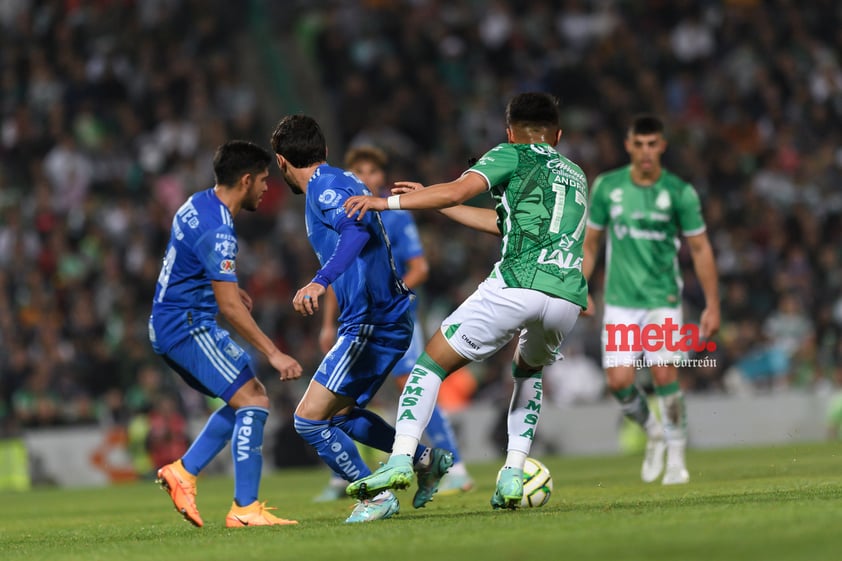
[238,288,253,312]
[699,305,720,339]
[391,181,424,194]
[269,352,303,381]
[344,195,386,220]
[580,293,595,316]
[293,282,326,316]
[318,325,337,354]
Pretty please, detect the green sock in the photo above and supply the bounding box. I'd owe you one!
[612,384,651,428]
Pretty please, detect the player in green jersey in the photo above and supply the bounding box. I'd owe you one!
[342,92,587,510]
[582,114,720,485]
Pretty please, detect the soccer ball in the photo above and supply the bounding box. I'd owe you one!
[521,457,553,507]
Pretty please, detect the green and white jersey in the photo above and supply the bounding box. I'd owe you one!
[588,165,706,309]
[467,142,588,308]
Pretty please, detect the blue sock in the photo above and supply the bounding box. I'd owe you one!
[232,406,268,507]
[181,405,236,475]
[331,408,428,465]
[425,405,462,464]
[294,415,371,482]
[331,408,395,452]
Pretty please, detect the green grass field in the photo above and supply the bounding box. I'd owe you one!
[2,442,842,561]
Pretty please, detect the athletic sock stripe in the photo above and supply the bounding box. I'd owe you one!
[191,327,238,381]
[237,406,269,416]
[293,416,328,436]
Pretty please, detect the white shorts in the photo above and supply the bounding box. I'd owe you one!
[440,275,582,367]
[601,304,684,369]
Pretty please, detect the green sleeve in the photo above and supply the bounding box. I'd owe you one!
[587,174,609,229]
[677,183,706,236]
[467,144,518,189]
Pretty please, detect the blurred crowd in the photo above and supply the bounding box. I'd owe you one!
[296,0,842,400]
[0,0,322,450]
[1,0,842,449]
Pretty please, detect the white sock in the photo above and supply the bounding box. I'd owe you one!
[392,362,444,456]
[644,414,663,439]
[392,434,421,458]
[504,450,528,471]
[666,440,687,468]
[506,375,543,459]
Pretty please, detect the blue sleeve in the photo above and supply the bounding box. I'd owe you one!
[195,225,238,282]
[311,213,371,286]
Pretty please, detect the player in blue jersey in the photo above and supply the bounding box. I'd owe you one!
[313,146,474,503]
[270,116,454,523]
[149,140,303,528]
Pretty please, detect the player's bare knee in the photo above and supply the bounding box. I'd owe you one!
[229,379,270,410]
[649,365,678,386]
[605,366,636,390]
[514,354,543,377]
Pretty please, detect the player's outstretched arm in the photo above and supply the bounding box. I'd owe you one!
[212,280,303,380]
[685,232,721,339]
[391,179,500,235]
[344,173,488,219]
[440,206,500,235]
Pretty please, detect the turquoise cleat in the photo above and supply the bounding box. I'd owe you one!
[345,491,400,523]
[490,467,524,510]
[346,455,414,500]
[412,448,454,508]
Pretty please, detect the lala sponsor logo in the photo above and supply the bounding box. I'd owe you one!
[220,259,236,273]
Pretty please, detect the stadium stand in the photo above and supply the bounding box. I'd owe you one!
[1,0,842,467]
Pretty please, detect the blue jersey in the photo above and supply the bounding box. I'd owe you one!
[305,164,411,326]
[150,188,239,352]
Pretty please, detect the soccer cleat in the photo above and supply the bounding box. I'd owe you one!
[346,454,414,500]
[641,436,667,483]
[437,472,476,496]
[156,460,203,527]
[662,465,690,485]
[225,500,299,527]
[345,491,400,523]
[313,481,347,503]
[490,467,523,510]
[412,448,454,508]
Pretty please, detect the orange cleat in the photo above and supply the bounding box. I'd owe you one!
[156,460,203,527]
[225,500,299,527]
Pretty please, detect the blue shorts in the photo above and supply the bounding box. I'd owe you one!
[317,317,413,407]
[391,316,425,376]
[151,318,254,402]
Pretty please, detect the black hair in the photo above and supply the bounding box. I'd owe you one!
[212,140,272,187]
[629,114,665,136]
[270,114,327,168]
[505,92,561,129]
